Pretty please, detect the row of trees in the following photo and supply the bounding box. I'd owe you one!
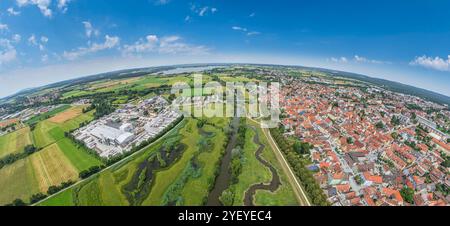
[6,180,75,206]
[79,165,104,179]
[0,145,39,170]
[270,127,330,206]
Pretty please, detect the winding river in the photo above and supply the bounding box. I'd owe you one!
[243,125,281,206]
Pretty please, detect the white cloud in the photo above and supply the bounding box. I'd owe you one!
[7,7,21,16]
[232,26,247,32]
[191,5,217,17]
[57,0,71,13]
[41,36,49,43]
[82,21,100,38]
[28,34,38,45]
[198,7,209,16]
[328,57,348,63]
[17,0,52,17]
[154,0,170,5]
[329,55,390,64]
[249,12,256,17]
[12,34,21,43]
[122,34,209,57]
[232,26,261,36]
[63,35,120,60]
[184,15,191,22]
[0,24,8,31]
[247,31,261,36]
[122,35,159,56]
[354,55,390,64]
[410,55,450,72]
[0,39,17,65]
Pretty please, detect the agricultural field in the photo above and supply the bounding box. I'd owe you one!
[60,74,213,100]
[0,105,103,205]
[0,141,81,205]
[32,107,94,148]
[0,127,33,158]
[25,104,71,125]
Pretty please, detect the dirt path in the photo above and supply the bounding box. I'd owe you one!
[247,118,311,206]
[243,126,280,206]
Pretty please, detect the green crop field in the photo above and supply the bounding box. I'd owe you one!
[33,109,94,148]
[0,107,102,205]
[0,157,40,205]
[0,127,33,158]
[25,105,71,125]
[56,138,103,172]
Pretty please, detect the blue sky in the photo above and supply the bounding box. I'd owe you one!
[0,0,449,98]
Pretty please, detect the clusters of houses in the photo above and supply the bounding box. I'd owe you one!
[280,76,450,206]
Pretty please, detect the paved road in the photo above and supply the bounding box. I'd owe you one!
[248,118,311,206]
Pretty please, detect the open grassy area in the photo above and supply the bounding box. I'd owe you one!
[0,142,81,205]
[145,117,229,205]
[48,105,86,123]
[30,143,79,192]
[0,107,102,205]
[227,126,272,205]
[33,109,94,148]
[56,138,103,172]
[249,120,299,206]
[0,127,33,158]
[0,157,40,204]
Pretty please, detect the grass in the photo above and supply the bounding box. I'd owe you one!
[0,108,101,205]
[25,105,71,125]
[0,127,33,158]
[142,117,228,206]
[38,187,75,206]
[32,110,94,148]
[228,126,272,205]
[0,157,39,205]
[56,138,103,172]
[180,119,229,205]
[29,143,79,193]
[249,120,299,206]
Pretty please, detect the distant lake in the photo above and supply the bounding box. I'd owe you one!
[157,66,224,75]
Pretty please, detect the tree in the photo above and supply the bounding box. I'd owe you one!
[11,199,27,206]
[30,193,47,204]
[400,187,415,204]
[168,94,176,102]
[220,189,234,206]
[24,145,37,155]
[391,116,400,126]
[375,121,385,129]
